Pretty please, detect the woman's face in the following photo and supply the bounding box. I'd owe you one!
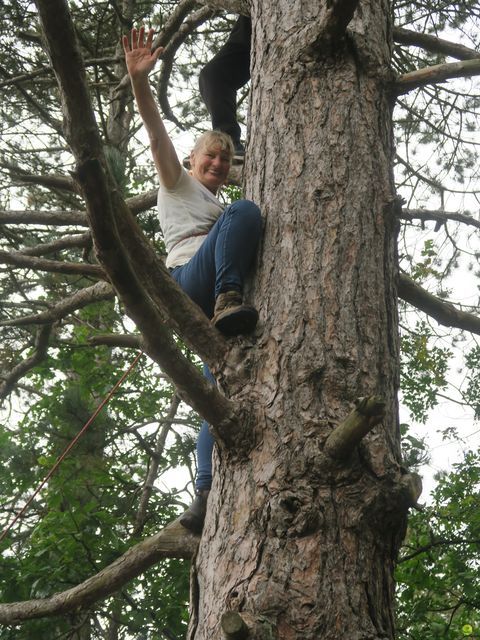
[190,143,231,193]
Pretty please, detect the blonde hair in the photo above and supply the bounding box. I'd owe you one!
[191,130,234,159]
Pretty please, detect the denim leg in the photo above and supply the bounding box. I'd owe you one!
[195,364,215,491]
[170,199,261,491]
[170,199,262,317]
[214,199,262,297]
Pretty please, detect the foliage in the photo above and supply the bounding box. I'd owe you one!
[396,449,480,640]
[400,423,430,470]
[464,346,480,420]
[400,322,451,423]
[0,339,194,639]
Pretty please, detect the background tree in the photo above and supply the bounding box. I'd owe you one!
[0,0,479,639]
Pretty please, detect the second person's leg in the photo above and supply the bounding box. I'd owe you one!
[199,17,251,150]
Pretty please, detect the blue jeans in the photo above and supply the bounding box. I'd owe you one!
[170,199,262,490]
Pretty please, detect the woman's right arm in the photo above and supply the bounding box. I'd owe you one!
[123,26,181,188]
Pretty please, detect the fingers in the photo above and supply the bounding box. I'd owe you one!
[131,26,140,50]
[137,25,146,48]
[153,46,164,61]
[145,27,154,49]
[123,26,156,52]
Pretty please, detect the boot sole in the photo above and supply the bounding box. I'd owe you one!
[213,306,258,336]
[179,513,203,534]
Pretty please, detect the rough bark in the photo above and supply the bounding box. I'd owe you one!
[192,1,407,639]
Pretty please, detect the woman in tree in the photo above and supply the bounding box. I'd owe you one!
[123,26,262,533]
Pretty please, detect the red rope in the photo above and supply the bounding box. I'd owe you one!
[0,352,142,545]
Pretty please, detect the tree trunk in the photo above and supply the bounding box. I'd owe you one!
[191,2,409,638]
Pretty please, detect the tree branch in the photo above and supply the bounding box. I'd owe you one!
[133,395,181,536]
[396,58,480,95]
[0,56,123,90]
[399,473,423,509]
[114,0,202,93]
[324,0,360,39]
[0,190,158,228]
[398,274,480,335]
[20,232,91,256]
[0,66,51,89]
[0,520,198,625]
[0,209,88,227]
[0,249,104,279]
[35,0,239,438]
[1,162,78,192]
[87,334,142,349]
[157,6,216,128]
[195,0,249,15]
[399,535,480,564]
[153,0,199,49]
[393,27,480,61]
[0,66,63,134]
[221,611,250,640]
[400,208,480,231]
[324,396,385,460]
[0,281,114,327]
[126,189,157,215]
[0,325,52,400]
[395,154,445,192]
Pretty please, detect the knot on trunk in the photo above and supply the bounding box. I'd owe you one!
[265,488,322,538]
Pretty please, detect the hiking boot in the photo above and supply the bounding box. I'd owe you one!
[212,291,258,336]
[179,490,210,534]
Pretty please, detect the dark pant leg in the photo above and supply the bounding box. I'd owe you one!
[199,16,251,143]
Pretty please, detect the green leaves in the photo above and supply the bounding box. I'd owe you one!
[401,322,451,422]
[400,423,430,469]
[397,448,480,640]
[0,325,195,638]
[464,346,480,420]
[411,239,442,283]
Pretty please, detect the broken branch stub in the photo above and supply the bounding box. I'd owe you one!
[221,611,250,640]
[324,396,386,460]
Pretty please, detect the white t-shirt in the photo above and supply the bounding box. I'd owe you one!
[157,170,223,269]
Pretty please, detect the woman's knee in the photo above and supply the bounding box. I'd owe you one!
[229,199,262,233]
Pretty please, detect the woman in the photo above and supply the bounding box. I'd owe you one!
[123,27,262,533]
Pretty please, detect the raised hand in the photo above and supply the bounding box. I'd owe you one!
[122,26,163,81]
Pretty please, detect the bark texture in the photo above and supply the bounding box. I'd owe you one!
[192,2,407,639]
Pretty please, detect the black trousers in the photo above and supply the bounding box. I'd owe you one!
[199,16,251,145]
